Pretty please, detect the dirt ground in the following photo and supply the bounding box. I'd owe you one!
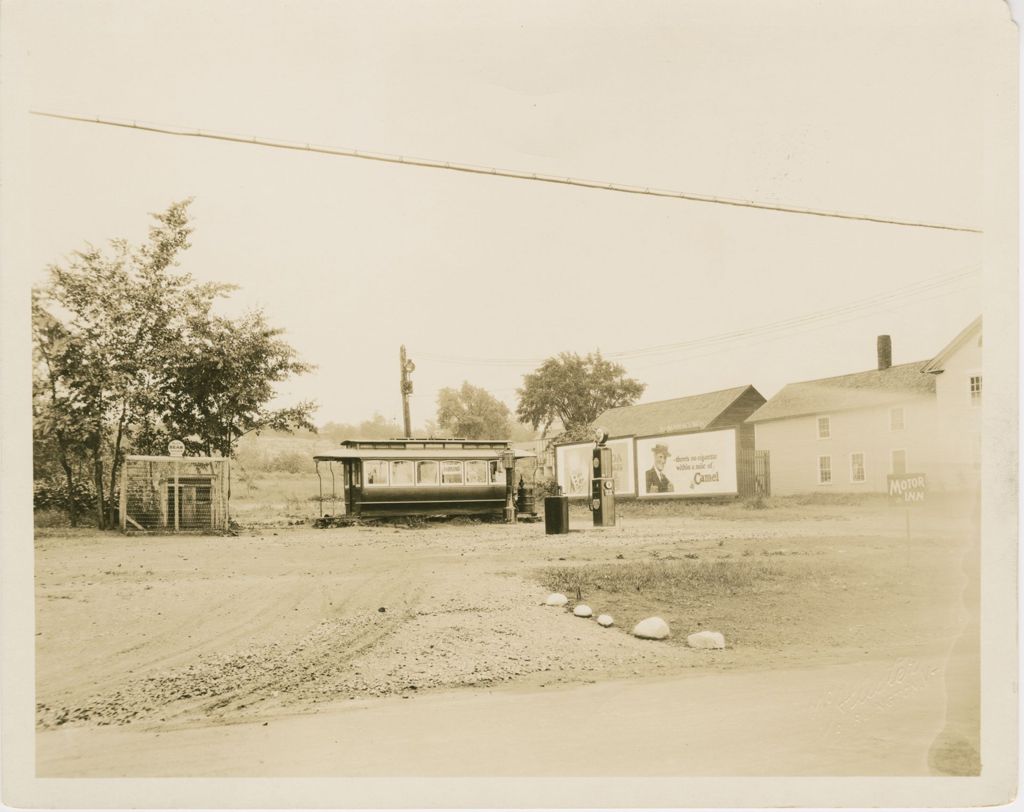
[34,497,980,776]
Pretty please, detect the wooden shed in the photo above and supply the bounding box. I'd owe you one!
[120,455,230,532]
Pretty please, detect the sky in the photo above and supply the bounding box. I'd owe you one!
[13,0,1004,430]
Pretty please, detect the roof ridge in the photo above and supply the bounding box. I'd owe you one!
[602,384,751,413]
[777,360,931,389]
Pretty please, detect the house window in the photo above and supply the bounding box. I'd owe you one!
[818,456,832,485]
[850,453,866,483]
[891,449,907,475]
[817,416,831,440]
[890,407,905,431]
[970,376,982,404]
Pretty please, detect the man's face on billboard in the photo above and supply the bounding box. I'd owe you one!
[654,452,667,470]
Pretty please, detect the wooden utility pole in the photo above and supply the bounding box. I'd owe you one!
[399,345,415,438]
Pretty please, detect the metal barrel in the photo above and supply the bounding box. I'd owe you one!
[544,495,570,534]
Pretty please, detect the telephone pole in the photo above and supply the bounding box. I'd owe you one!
[399,345,415,438]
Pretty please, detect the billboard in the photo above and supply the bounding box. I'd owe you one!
[636,429,737,497]
[555,438,636,497]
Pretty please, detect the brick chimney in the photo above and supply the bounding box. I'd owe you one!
[877,335,892,370]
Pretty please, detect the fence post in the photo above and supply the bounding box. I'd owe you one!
[119,461,128,531]
[173,460,180,532]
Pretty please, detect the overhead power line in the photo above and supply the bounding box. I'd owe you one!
[603,266,978,362]
[416,265,980,368]
[631,280,979,372]
[31,109,982,235]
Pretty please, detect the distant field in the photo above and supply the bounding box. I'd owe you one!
[230,472,323,523]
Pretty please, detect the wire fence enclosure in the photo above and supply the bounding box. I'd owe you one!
[120,456,230,532]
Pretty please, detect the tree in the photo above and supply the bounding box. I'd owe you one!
[32,200,211,526]
[516,351,644,439]
[31,301,92,525]
[436,382,512,439]
[157,310,316,457]
[31,200,317,526]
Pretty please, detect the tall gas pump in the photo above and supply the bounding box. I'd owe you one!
[591,428,616,527]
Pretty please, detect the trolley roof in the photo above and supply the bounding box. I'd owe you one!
[314,447,535,462]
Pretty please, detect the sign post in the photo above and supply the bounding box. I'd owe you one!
[888,473,927,564]
[169,440,184,532]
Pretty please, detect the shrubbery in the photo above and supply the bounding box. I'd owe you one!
[33,479,108,525]
[529,476,562,499]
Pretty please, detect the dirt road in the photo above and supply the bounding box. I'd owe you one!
[38,651,956,777]
[34,499,979,776]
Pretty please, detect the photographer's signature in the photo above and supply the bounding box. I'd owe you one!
[812,658,941,740]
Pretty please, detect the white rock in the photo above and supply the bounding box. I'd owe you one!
[573,604,593,618]
[544,593,569,606]
[687,630,726,649]
[632,617,670,640]
[596,614,614,627]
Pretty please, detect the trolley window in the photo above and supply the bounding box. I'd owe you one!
[391,460,414,485]
[489,460,504,484]
[365,460,389,486]
[440,460,464,485]
[465,460,488,485]
[416,460,439,485]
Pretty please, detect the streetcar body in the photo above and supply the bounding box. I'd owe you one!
[314,438,532,519]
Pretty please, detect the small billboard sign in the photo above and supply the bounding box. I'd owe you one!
[168,439,185,458]
[888,473,926,505]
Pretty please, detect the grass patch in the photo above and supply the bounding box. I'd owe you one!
[541,558,795,600]
[536,556,839,651]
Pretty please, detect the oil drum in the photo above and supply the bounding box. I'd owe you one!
[544,495,569,534]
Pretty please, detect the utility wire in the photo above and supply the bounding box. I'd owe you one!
[604,267,978,361]
[31,110,982,235]
[416,266,980,367]
[630,281,979,371]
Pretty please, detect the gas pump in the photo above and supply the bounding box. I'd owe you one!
[590,428,616,527]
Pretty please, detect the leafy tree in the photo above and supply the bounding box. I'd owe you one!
[516,351,644,439]
[158,309,316,457]
[31,302,92,525]
[436,382,512,439]
[32,201,212,526]
[31,200,316,526]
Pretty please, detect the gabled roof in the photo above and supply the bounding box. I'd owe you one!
[747,362,935,423]
[921,316,982,374]
[594,385,764,438]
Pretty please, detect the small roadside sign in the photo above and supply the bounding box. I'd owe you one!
[887,473,927,505]
[168,439,185,457]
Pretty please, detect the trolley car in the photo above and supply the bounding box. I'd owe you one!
[313,438,533,523]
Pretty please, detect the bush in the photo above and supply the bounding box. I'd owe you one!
[530,476,561,499]
[33,478,99,514]
[273,451,312,474]
[34,508,71,528]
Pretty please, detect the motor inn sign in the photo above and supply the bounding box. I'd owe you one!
[887,473,927,504]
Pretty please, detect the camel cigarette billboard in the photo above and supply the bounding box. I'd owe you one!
[555,438,636,497]
[636,429,738,497]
